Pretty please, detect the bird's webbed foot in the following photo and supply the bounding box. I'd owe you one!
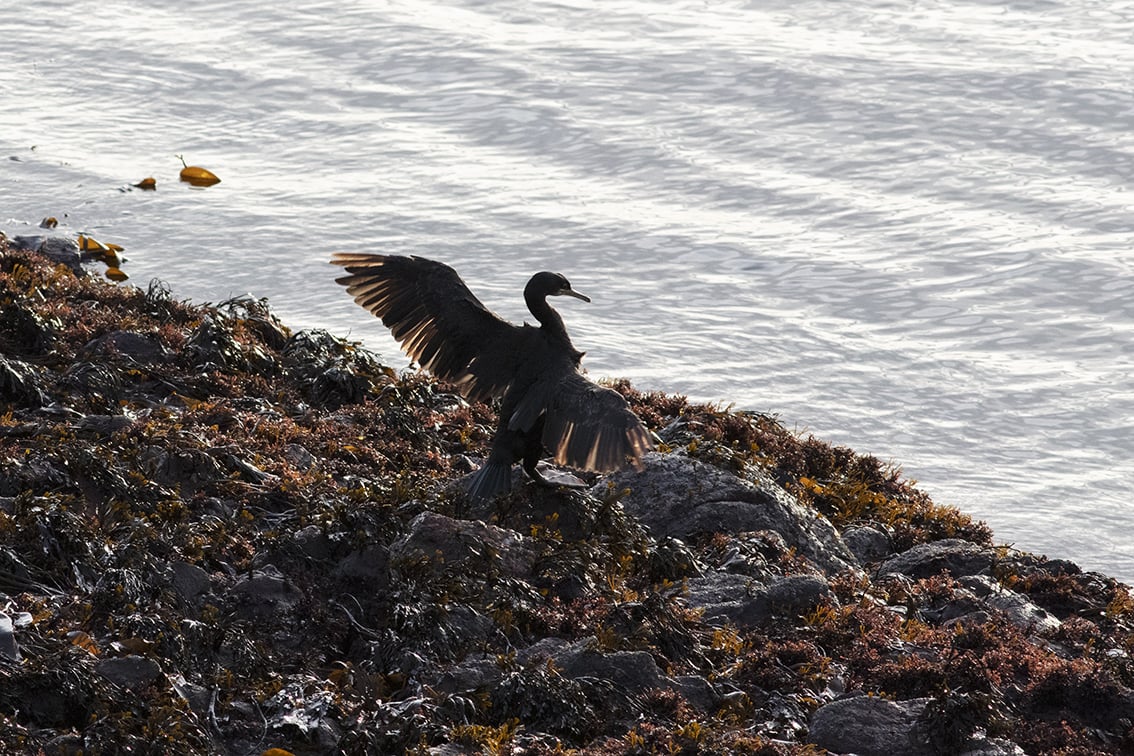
[522,461,554,487]
[523,461,588,489]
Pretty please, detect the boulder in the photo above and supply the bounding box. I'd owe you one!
[960,575,1062,634]
[842,523,895,564]
[229,568,304,623]
[599,453,855,574]
[390,512,537,579]
[96,655,164,690]
[809,695,933,756]
[559,649,664,693]
[879,538,993,579]
[683,572,829,627]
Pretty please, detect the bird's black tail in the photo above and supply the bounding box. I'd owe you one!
[465,461,512,503]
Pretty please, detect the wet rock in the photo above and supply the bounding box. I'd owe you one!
[433,655,503,694]
[809,695,934,756]
[170,561,211,604]
[75,413,135,438]
[96,655,164,689]
[229,568,304,623]
[761,574,829,617]
[13,235,83,273]
[683,572,828,627]
[139,445,226,490]
[560,649,664,693]
[647,536,703,581]
[959,575,1062,633]
[0,354,48,407]
[682,572,759,624]
[293,525,336,561]
[172,675,215,719]
[82,329,170,363]
[879,538,994,579]
[959,735,1028,755]
[843,523,895,564]
[284,442,317,471]
[602,453,856,574]
[42,733,88,756]
[0,612,19,661]
[668,674,719,711]
[0,301,56,355]
[264,681,342,751]
[390,512,536,579]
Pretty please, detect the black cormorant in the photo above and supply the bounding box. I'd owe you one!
[331,253,653,501]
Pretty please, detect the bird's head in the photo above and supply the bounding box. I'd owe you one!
[527,271,590,302]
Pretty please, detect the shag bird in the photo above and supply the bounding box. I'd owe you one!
[330,253,653,502]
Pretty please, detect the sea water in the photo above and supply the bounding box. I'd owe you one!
[2,0,1132,582]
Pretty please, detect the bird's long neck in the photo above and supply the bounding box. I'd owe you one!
[526,291,569,341]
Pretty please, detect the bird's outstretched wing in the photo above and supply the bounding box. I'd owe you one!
[331,253,522,401]
[514,371,653,473]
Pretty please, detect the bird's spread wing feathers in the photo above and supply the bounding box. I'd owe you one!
[331,253,522,400]
[514,371,653,473]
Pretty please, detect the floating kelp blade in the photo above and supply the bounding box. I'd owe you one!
[40,216,58,228]
[105,267,129,282]
[177,154,220,186]
[78,234,108,254]
[133,177,157,190]
[179,166,220,186]
[78,234,125,267]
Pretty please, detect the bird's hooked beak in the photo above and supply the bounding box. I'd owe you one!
[559,286,590,303]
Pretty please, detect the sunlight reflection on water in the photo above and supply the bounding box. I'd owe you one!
[2,0,1133,581]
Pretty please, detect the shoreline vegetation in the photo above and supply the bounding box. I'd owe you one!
[1,237,1132,754]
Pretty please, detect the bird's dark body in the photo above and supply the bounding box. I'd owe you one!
[330,253,652,501]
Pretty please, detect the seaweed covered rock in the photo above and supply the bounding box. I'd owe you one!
[2,240,1134,755]
[602,452,857,574]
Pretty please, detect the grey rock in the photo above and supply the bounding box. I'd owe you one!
[139,445,226,490]
[960,575,1062,634]
[430,746,479,756]
[15,236,83,273]
[761,574,829,617]
[960,734,1028,755]
[561,649,664,693]
[433,655,503,694]
[75,414,135,438]
[683,572,761,624]
[809,695,934,756]
[600,453,856,574]
[334,544,390,587]
[96,655,164,689]
[0,355,48,407]
[879,538,993,579]
[229,569,304,622]
[170,561,211,603]
[293,525,336,561]
[682,572,828,627]
[668,674,719,711]
[173,676,215,718]
[83,330,170,363]
[390,512,536,579]
[0,612,19,661]
[284,443,317,471]
[517,636,579,666]
[843,524,895,564]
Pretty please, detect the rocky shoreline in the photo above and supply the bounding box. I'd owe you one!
[1,238,1132,754]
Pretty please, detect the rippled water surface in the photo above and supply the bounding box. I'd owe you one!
[3,0,1133,581]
